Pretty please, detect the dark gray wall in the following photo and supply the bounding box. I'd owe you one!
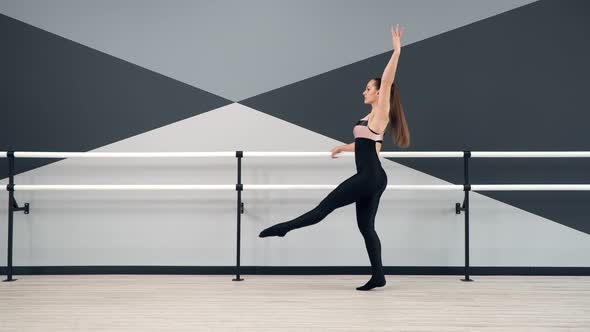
[0,13,231,177]
[242,0,590,234]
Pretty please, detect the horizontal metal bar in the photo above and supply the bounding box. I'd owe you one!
[5,184,463,191]
[243,184,464,191]
[243,152,465,158]
[7,185,236,191]
[2,151,590,159]
[6,184,590,191]
[470,151,590,158]
[471,184,590,191]
[9,152,236,158]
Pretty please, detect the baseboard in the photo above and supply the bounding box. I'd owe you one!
[1,266,589,276]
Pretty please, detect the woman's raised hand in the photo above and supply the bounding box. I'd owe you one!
[391,23,404,53]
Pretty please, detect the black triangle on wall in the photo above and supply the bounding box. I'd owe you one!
[241,0,590,235]
[0,13,232,179]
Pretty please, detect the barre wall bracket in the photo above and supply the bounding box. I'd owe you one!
[455,201,465,215]
[7,184,30,214]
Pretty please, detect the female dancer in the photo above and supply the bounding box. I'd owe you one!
[260,24,410,291]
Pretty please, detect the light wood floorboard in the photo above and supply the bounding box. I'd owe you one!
[1,275,589,331]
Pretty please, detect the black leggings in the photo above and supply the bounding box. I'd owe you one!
[280,170,388,278]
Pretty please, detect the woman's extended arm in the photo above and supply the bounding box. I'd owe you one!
[330,142,355,158]
[372,24,404,130]
[340,142,355,152]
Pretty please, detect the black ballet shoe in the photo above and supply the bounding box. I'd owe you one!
[355,275,386,291]
[259,224,288,238]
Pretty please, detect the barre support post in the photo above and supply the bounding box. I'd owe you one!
[461,151,473,282]
[4,152,17,282]
[233,151,244,281]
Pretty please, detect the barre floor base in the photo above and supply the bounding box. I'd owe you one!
[2,266,590,276]
[1,275,589,331]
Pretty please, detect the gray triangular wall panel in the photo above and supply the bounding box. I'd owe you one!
[2,104,588,266]
[0,0,537,101]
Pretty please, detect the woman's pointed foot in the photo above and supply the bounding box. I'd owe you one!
[259,224,288,238]
[356,275,386,291]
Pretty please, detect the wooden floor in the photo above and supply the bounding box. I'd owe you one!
[1,275,589,331]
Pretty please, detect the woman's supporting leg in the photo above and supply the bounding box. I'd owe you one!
[259,173,366,237]
[355,185,387,291]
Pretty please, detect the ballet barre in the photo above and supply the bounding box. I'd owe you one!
[2,150,590,283]
[5,151,590,158]
[5,184,590,191]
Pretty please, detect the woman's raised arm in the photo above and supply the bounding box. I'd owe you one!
[374,24,404,123]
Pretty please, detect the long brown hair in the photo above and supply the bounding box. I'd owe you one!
[373,78,410,148]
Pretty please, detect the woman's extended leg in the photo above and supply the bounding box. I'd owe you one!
[355,183,387,291]
[259,173,366,237]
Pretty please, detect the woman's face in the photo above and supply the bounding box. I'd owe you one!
[362,80,379,104]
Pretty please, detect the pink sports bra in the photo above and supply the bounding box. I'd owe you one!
[353,117,383,143]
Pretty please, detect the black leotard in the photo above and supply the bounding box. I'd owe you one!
[259,116,388,290]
